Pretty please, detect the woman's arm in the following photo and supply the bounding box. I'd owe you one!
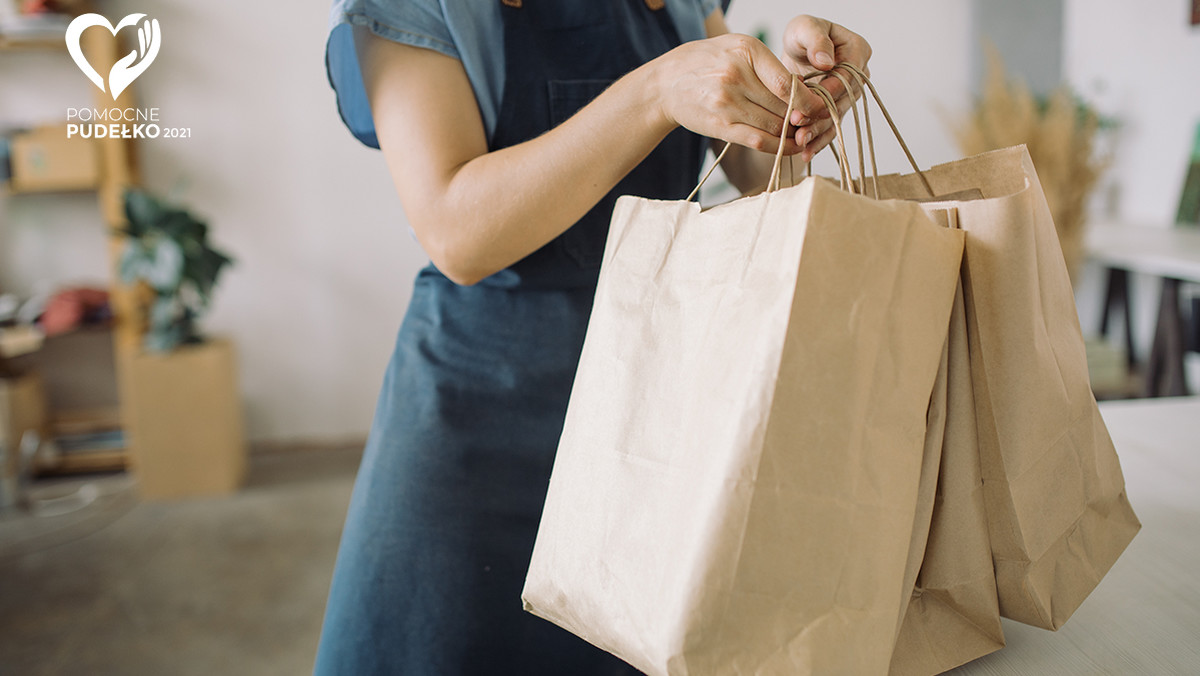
[707,11,873,194]
[357,25,797,285]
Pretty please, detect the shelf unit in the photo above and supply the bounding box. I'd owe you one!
[3,14,248,498]
[1,15,141,475]
[0,35,67,52]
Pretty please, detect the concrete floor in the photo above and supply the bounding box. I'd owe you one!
[0,445,361,676]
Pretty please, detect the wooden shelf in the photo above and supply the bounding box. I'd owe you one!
[35,406,127,475]
[36,448,127,475]
[0,35,67,52]
[3,180,102,196]
[52,406,122,436]
[0,325,44,359]
[3,15,146,480]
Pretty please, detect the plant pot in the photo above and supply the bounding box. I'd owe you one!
[125,337,246,499]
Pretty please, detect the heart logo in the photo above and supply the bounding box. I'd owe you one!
[65,13,161,100]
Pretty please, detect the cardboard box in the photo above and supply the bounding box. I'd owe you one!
[9,125,100,193]
[125,338,247,499]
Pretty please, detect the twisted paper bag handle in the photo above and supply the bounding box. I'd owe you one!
[688,63,935,201]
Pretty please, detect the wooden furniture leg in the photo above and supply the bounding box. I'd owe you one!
[1098,266,1138,371]
[1143,277,1190,397]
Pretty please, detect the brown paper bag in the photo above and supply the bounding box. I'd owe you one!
[779,74,1008,673]
[522,176,964,675]
[890,263,1005,675]
[873,146,1142,630]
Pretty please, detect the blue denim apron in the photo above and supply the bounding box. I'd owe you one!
[314,3,705,674]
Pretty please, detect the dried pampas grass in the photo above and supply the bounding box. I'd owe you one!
[953,48,1109,283]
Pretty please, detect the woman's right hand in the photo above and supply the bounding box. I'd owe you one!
[651,33,802,155]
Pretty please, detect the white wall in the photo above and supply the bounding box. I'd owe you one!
[0,1,974,443]
[2,1,419,442]
[970,0,1063,97]
[1063,0,1200,226]
[110,0,424,442]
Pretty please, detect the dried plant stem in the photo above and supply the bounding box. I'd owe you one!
[954,47,1108,283]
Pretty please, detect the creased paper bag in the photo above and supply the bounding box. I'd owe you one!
[890,260,1005,675]
[522,177,964,675]
[874,146,1141,630]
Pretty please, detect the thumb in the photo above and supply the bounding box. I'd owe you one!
[786,16,837,70]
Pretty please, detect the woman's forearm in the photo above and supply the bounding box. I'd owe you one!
[414,64,675,285]
[361,28,796,285]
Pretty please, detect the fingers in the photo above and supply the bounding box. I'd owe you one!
[784,15,837,70]
[739,67,789,122]
[725,97,794,144]
[142,19,162,61]
[658,32,841,156]
[792,81,859,161]
[794,119,837,162]
[678,16,874,163]
[726,122,802,156]
[782,15,872,101]
[732,33,832,130]
[137,18,160,59]
[810,65,869,101]
[827,22,872,72]
[714,34,804,153]
[790,77,855,126]
[789,86,836,124]
[784,15,872,71]
[737,35,792,116]
[802,122,842,162]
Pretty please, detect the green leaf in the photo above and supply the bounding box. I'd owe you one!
[119,241,153,283]
[118,187,234,348]
[124,189,166,237]
[145,238,184,292]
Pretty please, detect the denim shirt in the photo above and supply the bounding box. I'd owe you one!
[325,0,724,148]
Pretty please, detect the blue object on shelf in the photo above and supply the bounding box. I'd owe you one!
[0,135,11,183]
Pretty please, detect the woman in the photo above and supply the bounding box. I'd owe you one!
[316,2,872,673]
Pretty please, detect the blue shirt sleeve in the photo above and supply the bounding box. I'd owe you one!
[325,0,730,149]
[326,0,461,148]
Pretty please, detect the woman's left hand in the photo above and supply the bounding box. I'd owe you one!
[780,15,873,161]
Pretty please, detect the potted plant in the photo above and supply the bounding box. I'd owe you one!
[116,188,245,499]
[117,188,233,352]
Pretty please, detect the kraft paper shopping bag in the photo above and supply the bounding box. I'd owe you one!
[873,146,1142,630]
[522,172,965,675]
[889,268,1005,675]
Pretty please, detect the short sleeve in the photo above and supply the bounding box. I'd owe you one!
[325,0,461,148]
[698,0,733,18]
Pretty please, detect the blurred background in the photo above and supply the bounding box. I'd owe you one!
[0,0,1197,674]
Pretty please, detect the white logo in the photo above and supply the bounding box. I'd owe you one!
[65,13,160,100]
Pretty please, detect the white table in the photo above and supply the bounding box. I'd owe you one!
[1086,222,1200,396]
[949,397,1200,675]
[1087,222,1200,281]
